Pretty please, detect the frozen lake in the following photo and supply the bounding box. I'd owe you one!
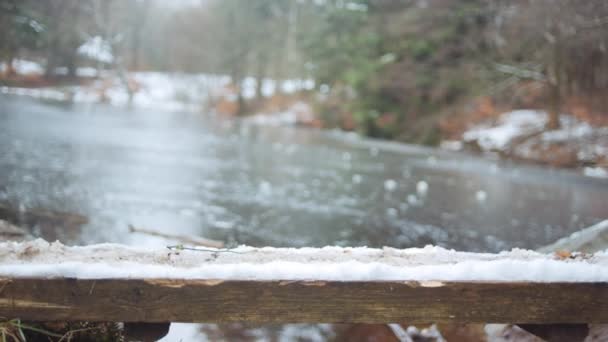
[0,95,606,252]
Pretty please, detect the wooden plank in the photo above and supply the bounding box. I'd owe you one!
[0,278,607,324]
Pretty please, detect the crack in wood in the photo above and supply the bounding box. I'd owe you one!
[0,298,72,310]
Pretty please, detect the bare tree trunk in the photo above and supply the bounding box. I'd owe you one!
[254,52,267,101]
[95,0,112,78]
[129,0,149,71]
[6,52,16,76]
[116,61,134,105]
[285,0,297,74]
[45,49,57,79]
[548,83,561,130]
[66,52,77,78]
[236,75,246,116]
[547,41,562,130]
[237,91,246,116]
[230,67,246,116]
[130,37,141,71]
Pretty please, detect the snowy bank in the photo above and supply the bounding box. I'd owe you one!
[0,240,607,282]
[244,101,318,127]
[1,59,319,116]
[1,70,227,112]
[0,86,68,101]
[463,110,546,151]
[460,109,608,174]
[77,36,114,64]
[72,72,227,112]
[0,59,44,75]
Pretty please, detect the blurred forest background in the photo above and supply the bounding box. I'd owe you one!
[2,0,608,145]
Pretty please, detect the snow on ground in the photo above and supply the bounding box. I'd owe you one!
[0,65,229,112]
[71,72,228,112]
[0,86,68,101]
[0,59,101,79]
[1,59,315,114]
[52,66,100,78]
[0,59,44,75]
[162,323,338,342]
[541,117,594,142]
[463,110,547,151]
[0,240,608,281]
[460,110,608,175]
[245,101,317,126]
[240,77,315,99]
[585,166,608,178]
[77,36,114,63]
[439,140,463,151]
[160,323,210,342]
[514,116,608,169]
[103,74,314,113]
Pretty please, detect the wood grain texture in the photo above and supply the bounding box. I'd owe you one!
[0,278,606,324]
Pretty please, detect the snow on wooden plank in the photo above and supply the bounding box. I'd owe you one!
[0,240,607,282]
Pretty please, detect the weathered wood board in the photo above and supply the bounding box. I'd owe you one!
[0,278,606,324]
